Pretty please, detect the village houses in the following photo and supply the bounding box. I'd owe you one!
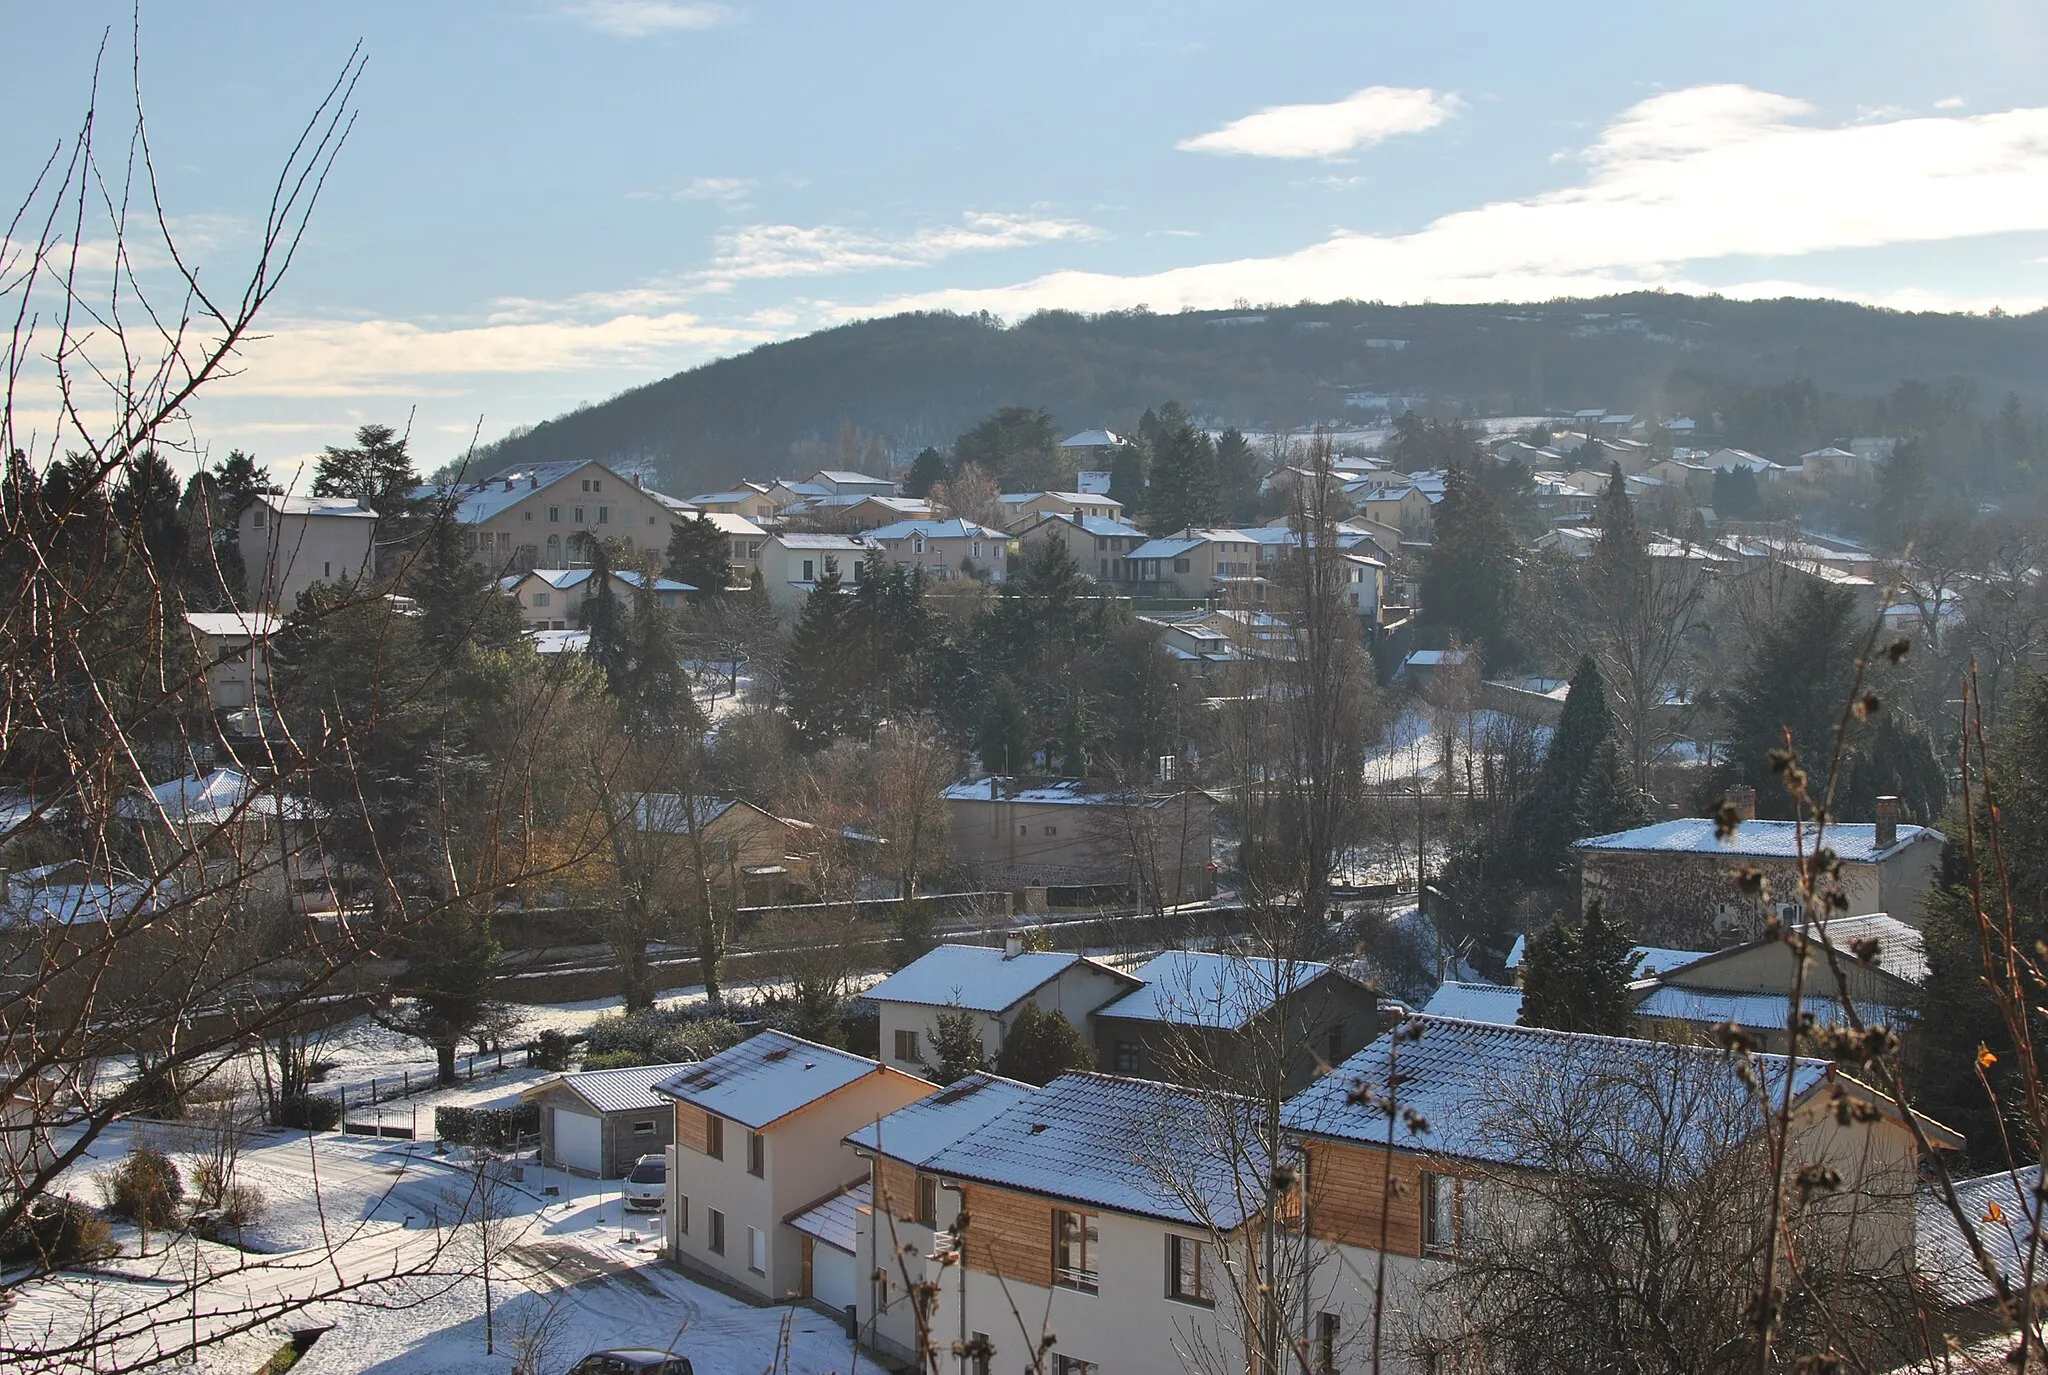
[436,458,694,572]
[239,492,378,611]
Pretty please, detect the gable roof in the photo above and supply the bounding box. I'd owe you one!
[917,1071,1268,1228]
[1918,1165,2042,1305]
[1282,1016,1833,1167]
[788,1179,868,1254]
[844,1071,1037,1165]
[524,1063,680,1114]
[1573,817,1939,864]
[633,794,752,834]
[1422,981,1523,1024]
[861,943,1131,1014]
[1094,950,1335,1029]
[118,769,317,827]
[654,1030,910,1129]
[774,532,873,551]
[1126,537,1205,561]
[865,518,1006,542]
[184,611,282,639]
[253,493,376,519]
[1060,429,1124,448]
[1630,984,1912,1032]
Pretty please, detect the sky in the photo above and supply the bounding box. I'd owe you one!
[7,0,2048,482]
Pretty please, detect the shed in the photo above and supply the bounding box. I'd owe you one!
[522,1064,681,1178]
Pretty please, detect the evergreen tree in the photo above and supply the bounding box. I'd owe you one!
[1502,656,1641,890]
[994,1001,1092,1085]
[1419,465,1518,663]
[1711,465,1761,520]
[953,406,1065,491]
[111,449,188,580]
[784,565,860,745]
[210,449,277,519]
[975,677,1031,775]
[385,901,504,1086]
[664,514,730,593]
[312,423,418,508]
[1144,412,1223,535]
[1107,436,1146,511]
[926,1007,988,1083]
[1214,426,1262,524]
[576,536,633,690]
[903,446,951,499]
[1517,900,1639,1036]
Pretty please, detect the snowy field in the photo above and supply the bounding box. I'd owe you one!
[9,1121,866,1374]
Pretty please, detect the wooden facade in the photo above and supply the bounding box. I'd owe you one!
[1304,1140,1426,1258]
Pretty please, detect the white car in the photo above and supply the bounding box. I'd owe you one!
[623,1154,666,1211]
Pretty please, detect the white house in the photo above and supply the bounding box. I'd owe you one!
[860,940,1140,1074]
[757,533,874,614]
[239,493,378,611]
[182,611,281,710]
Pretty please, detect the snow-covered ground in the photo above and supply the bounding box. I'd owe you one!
[10,1122,865,1374]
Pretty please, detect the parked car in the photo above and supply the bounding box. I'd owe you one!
[566,1349,692,1375]
[622,1153,666,1212]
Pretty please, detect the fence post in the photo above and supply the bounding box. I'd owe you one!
[403,1069,410,1096]
[338,1084,346,1120]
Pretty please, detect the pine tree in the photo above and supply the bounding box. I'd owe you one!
[784,566,860,745]
[904,446,951,499]
[1518,900,1639,1035]
[1144,413,1223,535]
[1108,437,1145,511]
[1214,426,1262,524]
[664,514,730,593]
[1503,656,1641,890]
[994,1002,1092,1085]
[1419,465,1518,664]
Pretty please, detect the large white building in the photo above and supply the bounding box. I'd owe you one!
[238,493,378,611]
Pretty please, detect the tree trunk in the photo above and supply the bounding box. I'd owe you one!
[695,914,723,1007]
[437,1040,458,1087]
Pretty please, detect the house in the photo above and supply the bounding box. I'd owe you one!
[1799,445,1871,484]
[1059,428,1129,467]
[1282,1017,1958,1360]
[1421,980,1524,1023]
[861,938,1140,1074]
[858,1072,1267,1375]
[1012,512,1149,585]
[687,485,779,524]
[1702,447,1789,480]
[843,1071,1036,1351]
[941,776,1217,902]
[115,769,336,912]
[1392,648,1472,689]
[182,611,281,710]
[1918,1163,2043,1309]
[656,1031,932,1302]
[756,532,874,613]
[863,518,1009,583]
[433,460,691,572]
[498,568,695,633]
[997,490,1127,531]
[634,794,818,906]
[1354,485,1434,537]
[1090,949,1379,1091]
[523,1063,680,1178]
[805,469,897,499]
[1123,529,1263,600]
[239,492,377,611]
[696,510,769,582]
[809,494,933,531]
[1574,791,1943,948]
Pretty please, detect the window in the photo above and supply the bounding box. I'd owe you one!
[597,506,610,524]
[633,1119,655,1135]
[1017,824,1029,836]
[1424,1173,1487,1257]
[323,562,332,578]
[677,1194,689,1233]
[581,479,590,491]
[1326,1021,1345,1066]
[914,1173,940,1227]
[499,531,510,549]
[894,1028,920,1063]
[548,505,560,522]
[971,541,983,559]
[824,555,839,577]
[971,1333,991,1375]
[1052,1356,1095,1375]
[708,1209,726,1254]
[1053,1209,1098,1292]
[1113,1040,1141,1074]
[802,559,816,581]
[1174,558,1192,574]
[747,1130,765,1178]
[705,1112,724,1160]
[574,505,586,522]
[252,505,267,528]
[534,592,552,608]
[747,1225,766,1274]
[1044,825,1057,836]
[592,478,602,492]
[1317,1312,1340,1373]
[1167,1234,1214,1305]
[523,509,534,521]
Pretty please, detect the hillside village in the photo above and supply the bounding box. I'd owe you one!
[9,371,2048,1375]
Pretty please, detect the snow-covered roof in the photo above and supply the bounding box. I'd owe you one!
[1073,515,1144,538]
[1126,537,1204,561]
[1421,981,1523,1024]
[865,518,1006,542]
[1283,1017,1832,1167]
[1573,817,1938,864]
[1060,429,1123,448]
[788,1178,867,1254]
[1402,649,1471,668]
[117,769,316,827]
[1631,983,1912,1031]
[635,794,745,834]
[698,511,767,536]
[1502,938,1711,977]
[812,469,892,486]
[504,568,694,594]
[861,944,1120,1014]
[689,490,766,505]
[941,777,1108,806]
[183,611,281,639]
[1805,913,1927,983]
[917,1072,1268,1228]
[774,532,873,550]
[1802,446,1860,461]
[1918,1165,2040,1305]
[655,1031,907,1129]
[253,493,376,519]
[529,1063,683,1114]
[1095,951,1333,1029]
[1,862,158,927]
[844,1072,1037,1165]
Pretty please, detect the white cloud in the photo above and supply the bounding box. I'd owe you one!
[702,211,1101,285]
[863,87,2048,318]
[562,1,732,38]
[629,176,757,207]
[1178,86,1460,160]
[1936,96,1967,109]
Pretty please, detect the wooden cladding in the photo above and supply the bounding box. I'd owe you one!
[873,1157,921,1225]
[1305,1140,1425,1258]
[960,1183,1054,1287]
[675,1103,709,1154]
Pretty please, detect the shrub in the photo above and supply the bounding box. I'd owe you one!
[648,1018,744,1064]
[994,1002,1093,1086]
[579,1049,648,1071]
[102,1143,184,1231]
[435,1103,538,1149]
[273,1093,342,1131]
[531,1028,574,1072]
[0,1196,114,1268]
[191,1182,267,1244]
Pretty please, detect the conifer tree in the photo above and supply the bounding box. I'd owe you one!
[1108,436,1146,510]
[1144,410,1223,535]
[1518,900,1639,1036]
[663,514,730,593]
[1500,656,1640,893]
[1214,425,1262,524]
[1419,465,1518,663]
[976,677,1032,775]
[784,565,860,745]
[904,446,951,499]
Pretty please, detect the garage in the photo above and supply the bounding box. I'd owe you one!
[789,1179,867,1315]
[552,1107,602,1177]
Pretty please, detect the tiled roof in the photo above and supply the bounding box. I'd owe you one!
[1095,951,1329,1029]
[634,794,744,834]
[844,1072,1036,1165]
[774,532,873,550]
[1421,981,1523,1024]
[1573,817,1938,863]
[865,518,1006,542]
[183,611,281,639]
[1804,913,1928,983]
[787,1179,868,1254]
[654,1030,906,1130]
[861,944,1093,1013]
[118,770,316,826]
[1282,1017,1831,1166]
[1918,1165,2041,1305]
[531,1063,682,1114]
[919,1072,1267,1228]
[1630,984,1912,1031]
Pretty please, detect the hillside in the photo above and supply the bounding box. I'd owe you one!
[475,294,2048,496]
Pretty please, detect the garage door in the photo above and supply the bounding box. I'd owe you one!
[553,1107,602,1176]
[811,1240,856,1313]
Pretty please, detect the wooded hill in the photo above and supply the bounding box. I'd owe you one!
[473,293,2048,496]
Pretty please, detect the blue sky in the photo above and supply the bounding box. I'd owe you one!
[8,0,2048,480]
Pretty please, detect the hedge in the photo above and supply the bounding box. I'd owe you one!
[435,1102,539,1149]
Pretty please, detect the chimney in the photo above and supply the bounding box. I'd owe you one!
[528,473,538,490]
[1727,784,1757,821]
[1875,795,1900,848]
[503,476,515,492]
[1003,933,1023,960]
[634,473,643,488]
[989,776,999,800]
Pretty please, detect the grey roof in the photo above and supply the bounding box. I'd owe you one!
[535,1063,684,1114]
[1421,981,1523,1024]
[861,944,1093,1013]
[255,493,376,519]
[1918,1165,2041,1305]
[813,469,892,485]
[1060,429,1123,448]
[844,1072,1037,1165]
[1802,913,1928,983]
[505,568,694,594]
[865,518,1007,542]
[1282,1017,1831,1167]
[1573,817,1938,864]
[1630,983,1912,1031]
[184,611,281,639]
[1095,951,1330,1029]
[1127,537,1204,561]
[918,1072,1268,1228]
[118,769,318,827]
[634,794,744,834]
[787,1179,867,1254]
[654,1030,908,1129]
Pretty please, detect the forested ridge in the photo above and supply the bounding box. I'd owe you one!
[474,293,2048,495]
